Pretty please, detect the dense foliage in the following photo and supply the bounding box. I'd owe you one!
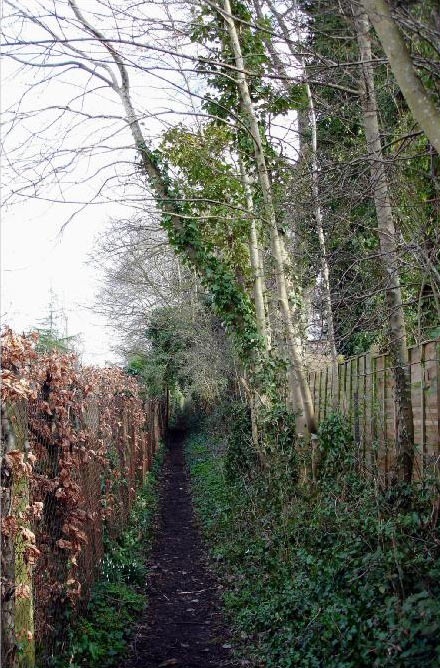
[296,0,440,353]
[125,301,238,406]
[187,412,440,667]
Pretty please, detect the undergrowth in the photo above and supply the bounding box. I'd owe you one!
[48,446,164,668]
[187,407,440,667]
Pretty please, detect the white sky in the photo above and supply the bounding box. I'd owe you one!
[1,196,122,365]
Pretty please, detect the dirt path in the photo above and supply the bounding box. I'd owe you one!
[125,429,235,668]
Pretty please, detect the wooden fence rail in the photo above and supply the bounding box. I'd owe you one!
[308,338,440,480]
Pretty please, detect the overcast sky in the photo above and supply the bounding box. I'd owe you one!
[0,3,159,366]
[1,195,122,365]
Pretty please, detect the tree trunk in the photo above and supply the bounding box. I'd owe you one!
[362,0,440,154]
[306,80,338,365]
[238,155,270,351]
[221,0,317,434]
[353,5,415,483]
[255,0,338,364]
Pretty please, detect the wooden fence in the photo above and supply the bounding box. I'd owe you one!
[308,338,440,480]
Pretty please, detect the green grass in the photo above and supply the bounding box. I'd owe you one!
[186,429,440,668]
[47,446,164,668]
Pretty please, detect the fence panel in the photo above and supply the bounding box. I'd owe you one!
[422,340,440,477]
[309,338,440,481]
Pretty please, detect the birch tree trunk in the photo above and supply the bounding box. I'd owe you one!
[361,0,440,154]
[238,156,270,351]
[254,0,338,365]
[221,0,317,435]
[353,5,415,483]
[306,82,338,364]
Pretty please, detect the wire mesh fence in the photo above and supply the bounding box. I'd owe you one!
[1,330,167,667]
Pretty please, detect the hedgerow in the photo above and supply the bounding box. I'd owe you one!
[1,328,165,662]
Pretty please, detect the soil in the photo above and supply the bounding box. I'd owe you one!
[125,429,236,668]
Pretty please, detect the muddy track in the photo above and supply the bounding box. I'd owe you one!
[125,429,235,668]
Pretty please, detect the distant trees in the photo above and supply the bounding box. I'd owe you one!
[34,290,79,354]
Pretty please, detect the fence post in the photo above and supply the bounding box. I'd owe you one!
[1,403,35,668]
[1,403,18,668]
[420,343,426,478]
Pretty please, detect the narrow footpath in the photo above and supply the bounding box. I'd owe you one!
[125,429,235,668]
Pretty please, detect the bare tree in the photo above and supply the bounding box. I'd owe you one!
[91,214,183,340]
